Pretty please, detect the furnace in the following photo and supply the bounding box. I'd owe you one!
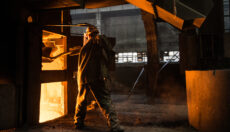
[39,30,68,123]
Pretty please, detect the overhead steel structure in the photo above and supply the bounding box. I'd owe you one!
[29,0,213,30]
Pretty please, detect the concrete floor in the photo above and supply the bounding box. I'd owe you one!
[6,94,197,132]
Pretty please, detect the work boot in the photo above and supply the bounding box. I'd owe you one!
[75,122,84,130]
[110,126,124,132]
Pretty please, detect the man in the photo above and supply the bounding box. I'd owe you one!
[74,25,124,132]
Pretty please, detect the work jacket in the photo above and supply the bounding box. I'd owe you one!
[77,35,110,85]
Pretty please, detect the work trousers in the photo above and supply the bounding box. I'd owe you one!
[74,80,120,129]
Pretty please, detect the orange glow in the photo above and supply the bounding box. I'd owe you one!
[193,17,206,28]
[156,6,184,29]
[126,0,155,15]
[39,82,67,123]
[40,30,68,123]
[42,30,67,70]
[126,0,184,29]
[27,16,33,23]
[85,0,126,9]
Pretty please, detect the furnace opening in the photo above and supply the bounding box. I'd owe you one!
[39,82,67,123]
[39,30,68,123]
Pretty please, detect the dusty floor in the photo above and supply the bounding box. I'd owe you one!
[4,94,198,132]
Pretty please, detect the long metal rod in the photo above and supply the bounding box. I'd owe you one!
[128,52,179,98]
[88,87,108,123]
[158,52,179,73]
[45,23,93,27]
[45,24,81,27]
[128,67,145,98]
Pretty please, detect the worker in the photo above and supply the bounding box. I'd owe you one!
[74,25,124,132]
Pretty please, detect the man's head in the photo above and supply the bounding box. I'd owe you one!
[85,26,99,37]
[83,25,99,45]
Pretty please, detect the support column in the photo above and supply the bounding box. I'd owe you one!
[26,23,42,125]
[141,11,159,98]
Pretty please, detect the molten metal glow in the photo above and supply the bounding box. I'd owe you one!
[39,82,67,123]
[42,30,67,70]
[40,30,67,123]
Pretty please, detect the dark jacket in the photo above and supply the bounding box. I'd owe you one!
[77,35,110,85]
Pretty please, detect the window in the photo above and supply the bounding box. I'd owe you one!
[160,51,180,62]
[115,52,147,63]
[223,0,230,32]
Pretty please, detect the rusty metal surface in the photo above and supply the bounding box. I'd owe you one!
[126,0,213,29]
[186,70,230,131]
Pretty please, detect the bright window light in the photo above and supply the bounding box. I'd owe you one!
[115,52,147,63]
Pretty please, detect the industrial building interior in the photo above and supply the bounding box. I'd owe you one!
[1,0,230,132]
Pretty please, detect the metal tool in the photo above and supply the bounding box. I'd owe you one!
[128,67,145,98]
